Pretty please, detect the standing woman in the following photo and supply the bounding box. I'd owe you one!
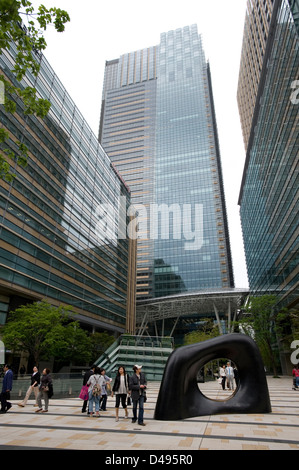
[111,366,129,421]
[36,368,53,413]
[219,365,226,390]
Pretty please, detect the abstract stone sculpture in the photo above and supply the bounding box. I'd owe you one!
[154,333,271,420]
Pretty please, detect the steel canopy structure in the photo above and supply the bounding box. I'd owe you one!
[136,288,249,337]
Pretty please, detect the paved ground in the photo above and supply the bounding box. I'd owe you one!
[0,376,298,451]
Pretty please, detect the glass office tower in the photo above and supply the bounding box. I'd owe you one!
[0,39,136,333]
[100,25,234,300]
[238,0,299,311]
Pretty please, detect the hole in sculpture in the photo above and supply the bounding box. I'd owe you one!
[196,359,239,401]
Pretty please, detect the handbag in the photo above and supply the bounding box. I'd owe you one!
[79,385,89,400]
[127,396,131,406]
[48,383,54,399]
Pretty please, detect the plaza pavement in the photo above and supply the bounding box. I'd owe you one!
[0,376,298,451]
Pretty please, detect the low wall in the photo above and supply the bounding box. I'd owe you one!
[0,374,84,400]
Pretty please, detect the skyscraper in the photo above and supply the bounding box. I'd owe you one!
[237,0,275,149]
[99,25,234,302]
[0,37,136,334]
[237,0,299,312]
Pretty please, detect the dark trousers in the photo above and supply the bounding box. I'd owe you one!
[221,376,226,390]
[100,394,107,410]
[0,391,11,411]
[115,393,127,408]
[82,399,88,412]
[132,395,144,424]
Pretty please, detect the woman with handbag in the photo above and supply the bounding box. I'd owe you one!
[80,365,96,413]
[36,368,53,413]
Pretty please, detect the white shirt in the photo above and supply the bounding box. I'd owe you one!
[116,375,127,394]
[225,366,234,377]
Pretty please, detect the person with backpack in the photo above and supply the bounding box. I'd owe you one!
[87,366,105,417]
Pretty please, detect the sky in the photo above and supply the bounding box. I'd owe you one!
[29,0,249,289]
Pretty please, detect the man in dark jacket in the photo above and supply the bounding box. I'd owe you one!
[129,364,147,426]
[81,365,96,413]
[0,364,13,413]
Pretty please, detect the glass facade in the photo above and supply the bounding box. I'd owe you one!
[237,0,275,149]
[239,0,299,310]
[100,50,158,299]
[100,25,234,300]
[0,40,135,333]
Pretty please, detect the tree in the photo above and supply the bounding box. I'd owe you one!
[236,295,282,376]
[45,321,92,366]
[89,332,115,362]
[0,0,70,181]
[0,300,91,365]
[183,318,219,346]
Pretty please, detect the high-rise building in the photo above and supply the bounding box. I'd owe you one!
[237,0,275,149]
[99,24,234,302]
[237,0,299,311]
[0,38,136,334]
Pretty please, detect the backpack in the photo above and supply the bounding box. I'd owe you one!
[92,376,102,397]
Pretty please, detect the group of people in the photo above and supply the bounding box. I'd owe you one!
[0,364,52,413]
[1,363,147,425]
[219,362,239,391]
[81,364,147,426]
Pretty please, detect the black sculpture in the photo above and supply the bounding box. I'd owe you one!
[154,333,271,420]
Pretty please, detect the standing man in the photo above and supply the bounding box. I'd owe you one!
[225,362,235,390]
[0,364,13,413]
[129,364,147,426]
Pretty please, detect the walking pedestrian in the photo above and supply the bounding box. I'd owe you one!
[18,366,40,407]
[0,364,13,413]
[36,368,53,413]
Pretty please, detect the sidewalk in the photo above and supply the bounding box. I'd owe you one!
[0,376,298,450]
